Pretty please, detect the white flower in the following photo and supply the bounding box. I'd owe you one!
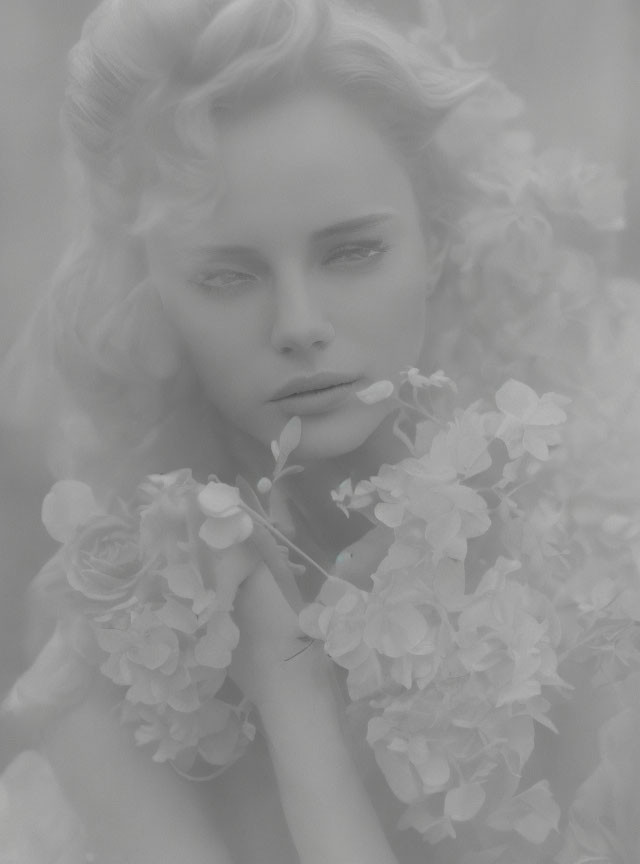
[197,482,253,549]
[402,368,457,392]
[495,379,569,460]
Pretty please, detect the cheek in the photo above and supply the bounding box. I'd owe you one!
[158,298,242,397]
[365,265,428,361]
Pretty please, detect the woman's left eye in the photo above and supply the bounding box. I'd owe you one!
[324,242,388,265]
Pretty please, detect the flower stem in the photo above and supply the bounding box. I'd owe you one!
[240,503,334,582]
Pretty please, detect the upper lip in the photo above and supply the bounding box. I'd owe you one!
[271,372,360,401]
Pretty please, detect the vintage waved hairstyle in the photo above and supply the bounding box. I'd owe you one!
[1,0,510,491]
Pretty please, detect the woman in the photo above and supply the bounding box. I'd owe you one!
[2,0,640,862]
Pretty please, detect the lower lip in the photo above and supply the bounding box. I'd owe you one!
[273,380,362,415]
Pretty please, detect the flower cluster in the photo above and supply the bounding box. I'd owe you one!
[300,371,640,859]
[35,416,309,776]
[29,348,640,856]
[39,472,259,774]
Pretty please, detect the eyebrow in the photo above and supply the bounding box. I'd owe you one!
[196,212,396,259]
[311,212,396,241]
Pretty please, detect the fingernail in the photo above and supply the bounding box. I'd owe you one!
[335,550,353,568]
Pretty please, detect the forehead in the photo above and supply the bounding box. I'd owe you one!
[191,91,419,246]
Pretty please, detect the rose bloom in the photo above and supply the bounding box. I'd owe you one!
[63,515,146,608]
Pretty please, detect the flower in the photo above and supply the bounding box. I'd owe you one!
[330,478,376,516]
[299,578,385,700]
[371,453,491,562]
[402,368,457,392]
[495,380,569,460]
[96,608,198,710]
[197,482,254,549]
[429,407,493,479]
[62,514,144,607]
[194,612,240,669]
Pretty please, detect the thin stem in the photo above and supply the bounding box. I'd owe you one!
[240,503,334,582]
[395,394,444,428]
[392,417,417,457]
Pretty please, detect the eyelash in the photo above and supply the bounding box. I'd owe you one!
[192,241,389,292]
[192,270,257,292]
[324,241,389,265]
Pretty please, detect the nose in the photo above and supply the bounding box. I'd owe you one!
[269,267,335,353]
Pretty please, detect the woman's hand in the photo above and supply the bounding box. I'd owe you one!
[203,528,309,705]
[204,524,400,864]
[204,519,393,703]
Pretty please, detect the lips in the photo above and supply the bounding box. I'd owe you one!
[271,372,359,401]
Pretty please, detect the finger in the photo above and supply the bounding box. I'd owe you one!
[201,541,260,609]
[333,525,394,588]
[248,523,305,613]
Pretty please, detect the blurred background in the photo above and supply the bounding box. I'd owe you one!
[1,0,639,768]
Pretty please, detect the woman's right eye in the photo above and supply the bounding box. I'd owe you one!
[191,269,257,293]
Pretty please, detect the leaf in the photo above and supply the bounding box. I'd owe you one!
[274,417,302,474]
[355,380,395,404]
[278,465,305,477]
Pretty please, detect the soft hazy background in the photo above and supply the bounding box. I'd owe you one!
[2,0,639,768]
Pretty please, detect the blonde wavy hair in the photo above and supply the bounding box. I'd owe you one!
[1,0,497,492]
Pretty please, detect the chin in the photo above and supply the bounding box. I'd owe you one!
[292,404,390,464]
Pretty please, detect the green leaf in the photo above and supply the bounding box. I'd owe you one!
[274,417,302,474]
[278,465,305,478]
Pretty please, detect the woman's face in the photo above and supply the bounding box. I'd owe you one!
[147,91,431,462]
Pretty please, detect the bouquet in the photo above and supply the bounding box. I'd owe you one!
[15,363,640,861]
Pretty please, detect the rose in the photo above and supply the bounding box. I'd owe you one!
[197,482,254,549]
[63,514,145,606]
